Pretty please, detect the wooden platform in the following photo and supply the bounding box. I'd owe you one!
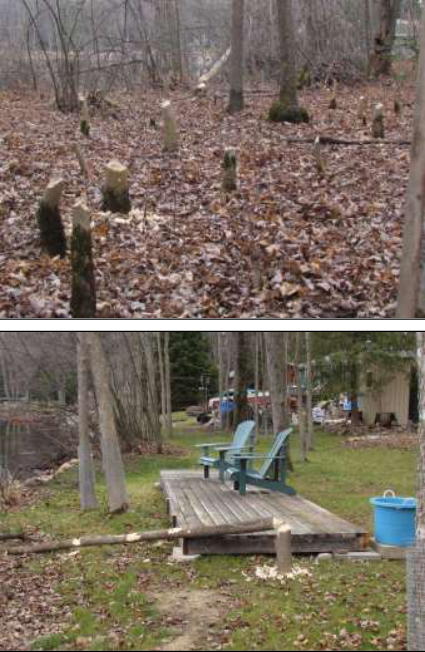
[160,470,368,555]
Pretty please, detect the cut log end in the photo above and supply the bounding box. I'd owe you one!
[102,161,131,214]
[36,178,67,258]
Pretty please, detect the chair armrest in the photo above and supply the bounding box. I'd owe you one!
[194,442,228,449]
[233,454,287,461]
[214,445,253,452]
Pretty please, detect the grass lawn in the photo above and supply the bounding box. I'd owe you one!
[0,427,417,651]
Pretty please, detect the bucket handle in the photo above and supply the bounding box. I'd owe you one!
[383,489,395,498]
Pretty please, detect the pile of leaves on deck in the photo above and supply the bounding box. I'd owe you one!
[0,80,414,317]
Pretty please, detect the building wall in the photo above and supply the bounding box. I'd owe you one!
[359,366,411,427]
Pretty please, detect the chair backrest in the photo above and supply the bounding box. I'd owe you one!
[258,428,292,478]
[232,420,256,450]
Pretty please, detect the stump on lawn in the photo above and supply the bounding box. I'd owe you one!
[372,103,385,139]
[36,178,67,258]
[223,148,237,191]
[70,200,96,318]
[102,160,131,214]
[162,100,179,152]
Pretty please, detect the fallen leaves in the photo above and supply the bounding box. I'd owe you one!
[0,81,415,317]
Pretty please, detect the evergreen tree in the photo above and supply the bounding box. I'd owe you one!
[169,333,217,409]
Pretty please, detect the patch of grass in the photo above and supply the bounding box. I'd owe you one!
[2,427,415,651]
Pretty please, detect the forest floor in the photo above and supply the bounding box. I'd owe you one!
[0,78,415,318]
[0,427,416,651]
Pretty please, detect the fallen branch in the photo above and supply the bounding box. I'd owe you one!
[195,47,231,93]
[3,516,278,555]
[0,532,27,541]
[283,135,411,146]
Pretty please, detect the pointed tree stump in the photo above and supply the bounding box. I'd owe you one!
[80,97,90,137]
[223,148,237,191]
[102,160,131,214]
[372,103,385,139]
[36,178,67,257]
[162,100,179,152]
[358,96,367,125]
[70,200,96,318]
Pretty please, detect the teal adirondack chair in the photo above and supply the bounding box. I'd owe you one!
[196,420,256,481]
[228,428,295,496]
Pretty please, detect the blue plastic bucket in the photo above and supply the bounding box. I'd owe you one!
[370,490,417,547]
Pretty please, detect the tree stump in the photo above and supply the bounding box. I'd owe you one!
[313,136,326,175]
[70,200,96,318]
[223,148,237,191]
[162,100,179,152]
[102,160,131,214]
[372,103,385,139]
[275,523,292,574]
[358,96,367,125]
[36,178,67,257]
[80,97,90,137]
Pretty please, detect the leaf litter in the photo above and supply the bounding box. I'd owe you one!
[0,82,414,317]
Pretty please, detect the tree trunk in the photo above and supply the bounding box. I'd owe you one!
[277,0,298,108]
[305,332,314,451]
[296,333,307,462]
[77,333,98,511]
[396,7,425,318]
[157,333,168,436]
[86,333,129,513]
[408,333,425,650]
[369,0,401,76]
[349,361,360,427]
[233,332,252,425]
[140,333,163,453]
[264,332,289,433]
[164,333,173,438]
[227,0,245,114]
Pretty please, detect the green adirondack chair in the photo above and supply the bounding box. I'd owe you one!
[195,420,256,481]
[228,428,295,496]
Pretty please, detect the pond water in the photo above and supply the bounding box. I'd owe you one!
[0,418,72,479]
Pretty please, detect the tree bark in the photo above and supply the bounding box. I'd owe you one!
[227,0,245,114]
[369,0,401,77]
[277,0,298,108]
[396,8,425,318]
[4,517,278,555]
[264,332,289,433]
[305,332,314,451]
[233,332,252,425]
[77,333,98,511]
[296,333,307,461]
[86,333,129,513]
[164,333,173,438]
[408,333,425,650]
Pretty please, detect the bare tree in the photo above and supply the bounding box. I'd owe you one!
[86,332,128,514]
[296,332,307,461]
[396,6,425,318]
[369,0,402,76]
[305,332,314,451]
[264,332,289,433]
[233,332,252,425]
[269,0,309,124]
[227,0,244,114]
[77,333,97,510]
[408,332,425,650]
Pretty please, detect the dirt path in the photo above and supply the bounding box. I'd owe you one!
[154,588,228,651]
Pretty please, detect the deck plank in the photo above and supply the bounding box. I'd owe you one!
[159,470,367,554]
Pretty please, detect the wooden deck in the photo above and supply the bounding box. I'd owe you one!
[160,470,368,555]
